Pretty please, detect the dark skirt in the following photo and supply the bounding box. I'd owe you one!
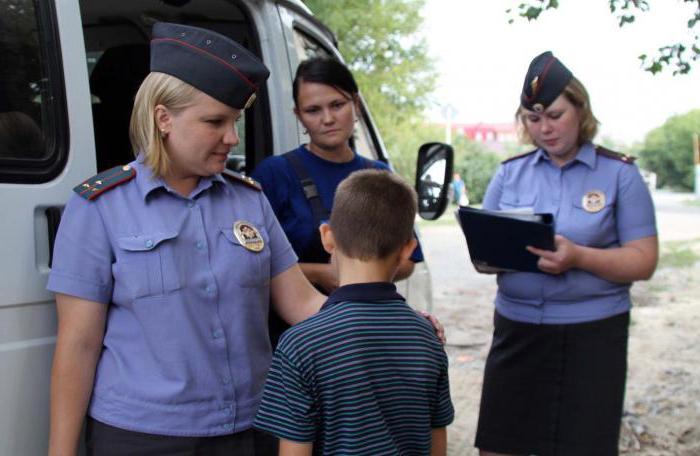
[85,418,278,456]
[475,311,630,456]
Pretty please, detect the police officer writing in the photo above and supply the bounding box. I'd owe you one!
[251,57,424,295]
[475,51,658,456]
[47,23,324,455]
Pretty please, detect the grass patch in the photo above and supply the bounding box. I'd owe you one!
[659,239,700,269]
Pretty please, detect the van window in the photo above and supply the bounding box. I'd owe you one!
[292,28,383,162]
[80,1,270,174]
[0,0,66,183]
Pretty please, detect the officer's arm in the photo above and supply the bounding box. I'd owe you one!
[271,264,325,325]
[279,439,313,456]
[49,293,107,456]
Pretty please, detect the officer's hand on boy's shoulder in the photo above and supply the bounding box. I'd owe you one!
[419,310,446,344]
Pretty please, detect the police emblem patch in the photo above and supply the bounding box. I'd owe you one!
[233,221,264,252]
[582,190,606,213]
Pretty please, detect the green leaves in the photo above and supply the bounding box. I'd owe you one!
[507,0,699,75]
[638,109,700,191]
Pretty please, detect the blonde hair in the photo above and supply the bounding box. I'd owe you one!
[129,72,200,177]
[516,76,599,147]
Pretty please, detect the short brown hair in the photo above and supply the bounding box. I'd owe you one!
[330,169,417,260]
[129,72,199,177]
[516,76,599,146]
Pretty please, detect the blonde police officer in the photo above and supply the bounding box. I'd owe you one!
[47,22,323,455]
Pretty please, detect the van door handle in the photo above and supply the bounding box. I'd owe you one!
[45,206,62,268]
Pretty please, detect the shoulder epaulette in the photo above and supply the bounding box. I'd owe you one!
[221,169,262,191]
[596,146,636,164]
[73,165,136,200]
[502,149,538,164]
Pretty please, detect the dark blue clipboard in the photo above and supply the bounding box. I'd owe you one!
[456,206,555,273]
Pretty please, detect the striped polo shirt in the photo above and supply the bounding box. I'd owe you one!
[254,282,454,455]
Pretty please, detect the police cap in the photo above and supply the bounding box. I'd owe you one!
[520,51,572,112]
[150,22,270,109]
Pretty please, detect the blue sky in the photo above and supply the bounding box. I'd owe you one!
[422,0,700,144]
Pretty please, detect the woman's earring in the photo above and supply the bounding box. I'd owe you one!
[302,128,308,135]
[160,129,168,139]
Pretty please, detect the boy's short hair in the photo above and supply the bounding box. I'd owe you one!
[331,169,417,260]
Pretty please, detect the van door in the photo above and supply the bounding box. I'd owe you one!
[275,3,433,310]
[0,0,95,453]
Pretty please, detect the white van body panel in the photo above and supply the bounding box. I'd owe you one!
[0,1,433,452]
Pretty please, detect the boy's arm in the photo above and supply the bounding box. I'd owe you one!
[430,427,447,456]
[279,438,313,456]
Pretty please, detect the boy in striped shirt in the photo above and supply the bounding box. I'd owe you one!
[254,169,454,455]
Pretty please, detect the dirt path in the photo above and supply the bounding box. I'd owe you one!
[419,191,700,455]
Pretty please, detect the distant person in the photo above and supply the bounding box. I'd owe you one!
[475,51,658,456]
[254,169,454,456]
[451,172,468,206]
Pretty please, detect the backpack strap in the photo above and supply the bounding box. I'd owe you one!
[283,150,330,227]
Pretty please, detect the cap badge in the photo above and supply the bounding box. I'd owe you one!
[244,93,257,109]
[530,75,539,94]
[582,190,606,213]
[533,103,544,112]
[233,220,264,252]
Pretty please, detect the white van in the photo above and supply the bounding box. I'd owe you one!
[0,0,452,453]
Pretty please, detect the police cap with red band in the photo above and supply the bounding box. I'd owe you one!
[150,22,270,109]
[520,51,573,112]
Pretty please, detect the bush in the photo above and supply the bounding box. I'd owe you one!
[452,136,501,204]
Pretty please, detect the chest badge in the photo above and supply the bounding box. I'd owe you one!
[582,190,606,213]
[233,221,264,252]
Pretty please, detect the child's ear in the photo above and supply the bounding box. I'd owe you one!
[399,237,418,262]
[319,223,335,255]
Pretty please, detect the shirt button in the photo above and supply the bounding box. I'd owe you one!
[212,329,223,339]
[205,285,215,295]
[187,201,195,208]
[144,239,154,249]
[221,376,231,384]
[224,406,233,416]
[196,240,205,250]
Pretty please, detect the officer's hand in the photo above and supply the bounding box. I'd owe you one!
[313,263,339,294]
[527,235,580,275]
[419,310,446,345]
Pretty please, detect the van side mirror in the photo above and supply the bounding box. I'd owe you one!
[415,142,453,220]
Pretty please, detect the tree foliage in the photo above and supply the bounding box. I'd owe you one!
[638,109,700,190]
[451,136,501,204]
[507,0,700,75]
[303,0,438,181]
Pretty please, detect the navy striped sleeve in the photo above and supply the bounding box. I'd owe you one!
[431,361,455,427]
[254,349,317,442]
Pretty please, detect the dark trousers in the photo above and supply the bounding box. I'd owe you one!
[85,418,278,456]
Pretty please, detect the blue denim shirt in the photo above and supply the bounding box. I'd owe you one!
[47,157,297,436]
[482,143,656,324]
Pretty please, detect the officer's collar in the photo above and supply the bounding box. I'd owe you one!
[134,155,226,200]
[534,142,596,169]
[321,282,405,311]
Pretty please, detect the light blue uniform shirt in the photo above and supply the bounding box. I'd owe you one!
[482,143,657,324]
[47,157,297,436]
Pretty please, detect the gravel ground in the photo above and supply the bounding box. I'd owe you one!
[419,190,700,455]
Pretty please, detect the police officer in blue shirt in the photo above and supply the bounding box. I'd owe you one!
[47,23,324,455]
[474,52,658,456]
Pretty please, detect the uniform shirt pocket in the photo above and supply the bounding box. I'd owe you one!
[220,226,271,288]
[499,191,536,211]
[568,194,617,247]
[112,231,182,301]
